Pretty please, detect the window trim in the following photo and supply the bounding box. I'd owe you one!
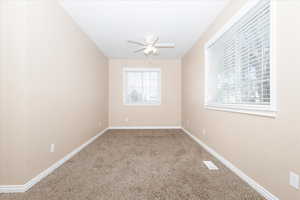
[123,67,161,106]
[204,0,277,117]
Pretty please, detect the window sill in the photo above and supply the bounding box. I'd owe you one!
[124,103,161,106]
[204,104,277,118]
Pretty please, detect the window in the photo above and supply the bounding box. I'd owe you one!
[205,0,276,117]
[124,68,161,105]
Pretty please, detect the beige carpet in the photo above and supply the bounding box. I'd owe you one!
[0,129,265,200]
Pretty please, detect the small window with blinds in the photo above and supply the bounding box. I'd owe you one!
[124,68,161,105]
[205,0,276,117]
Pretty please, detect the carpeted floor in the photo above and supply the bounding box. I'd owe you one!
[0,129,265,200]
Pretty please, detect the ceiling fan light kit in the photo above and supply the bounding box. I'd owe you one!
[128,35,175,56]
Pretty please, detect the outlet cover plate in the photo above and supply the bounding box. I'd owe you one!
[290,171,299,189]
[50,144,55,153]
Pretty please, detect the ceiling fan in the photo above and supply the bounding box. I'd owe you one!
[128,35,175,56]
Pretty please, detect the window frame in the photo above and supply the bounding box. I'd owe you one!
[204,0,277,117]
[123,67,161,106]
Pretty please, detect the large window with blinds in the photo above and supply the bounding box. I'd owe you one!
[124,68,161,105]
[205,0,276,116]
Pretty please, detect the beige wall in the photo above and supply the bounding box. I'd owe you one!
[0,1,28,185]
[182,0,300,199]
[0,0,109,185]
[109,59,181,127]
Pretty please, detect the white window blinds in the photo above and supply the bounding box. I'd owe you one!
[124,68,161,105]
[206,0,272,107]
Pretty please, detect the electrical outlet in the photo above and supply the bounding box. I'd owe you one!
[125,117,129,122]
[202,128,206,136]
[290,171,299,189]
[50,144,55,153]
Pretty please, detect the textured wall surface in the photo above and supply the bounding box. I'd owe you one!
[0,0,109,185]
[109,59,181,127]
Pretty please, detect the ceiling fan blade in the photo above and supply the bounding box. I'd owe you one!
[127,40,146,46]
[134,47,146,53]
[152,37,159,46]
[155,43,175,48]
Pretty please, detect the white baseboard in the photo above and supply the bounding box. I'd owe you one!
[0,128,108,193]
[181,128,279,200]
[0,126,180,193]
[0,126,280,200]
[0,185,26,193]
[109,126,181,130]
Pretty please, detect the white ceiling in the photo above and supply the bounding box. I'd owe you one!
[61,0,229,59]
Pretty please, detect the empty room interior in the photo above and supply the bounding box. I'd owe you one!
[1,0,300,199]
